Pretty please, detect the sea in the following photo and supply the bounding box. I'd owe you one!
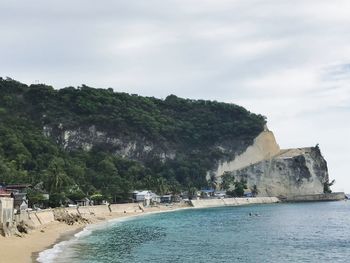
[38,201,350,263]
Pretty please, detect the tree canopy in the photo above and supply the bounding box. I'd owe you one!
[0,78,266,205]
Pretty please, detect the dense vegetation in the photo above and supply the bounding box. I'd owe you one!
[0,78,266,206]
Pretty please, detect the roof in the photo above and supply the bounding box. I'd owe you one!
[0,189,11,197]
[6,184,32,189]
[201,189,215,193]
[136,191,151,195]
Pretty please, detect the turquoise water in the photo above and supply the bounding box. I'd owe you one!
[40,202,350,263]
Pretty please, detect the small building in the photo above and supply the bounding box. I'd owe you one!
[6,184,32,193]
[0,189,11,198]
[133,191,152,206]
[160,195,172,203]
[76,197,91,206]
[1,184,32,209]
[180,193,189,201]
[133,191,162,206]
[133,191,151,202]
[151,193,161,203]
[11,192,28,211]
[0,197,14,237]
[200,189,215,198]
[172,195,181,203]
[243,190,253,197]
[214,191,226,198]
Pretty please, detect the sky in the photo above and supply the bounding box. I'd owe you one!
[0,0,349,192]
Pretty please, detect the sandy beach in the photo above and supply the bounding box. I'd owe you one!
[0,197,281,262]
[0,205,189,263]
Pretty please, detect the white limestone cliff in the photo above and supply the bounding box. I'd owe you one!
[212,129,329,197]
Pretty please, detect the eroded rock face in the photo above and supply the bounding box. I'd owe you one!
[208,126,329,197]
[230,146,328,196]
[211,129,281,178]
[45,123,329,197]
[46,125,176,161]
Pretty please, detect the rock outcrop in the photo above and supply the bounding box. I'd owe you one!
[212,129,329,197]
[53,124,329,197]
[211,127,281,177]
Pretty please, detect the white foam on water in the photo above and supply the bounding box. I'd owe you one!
[36,214,146,262]
[37,208,190,262]
[37,227,92,263]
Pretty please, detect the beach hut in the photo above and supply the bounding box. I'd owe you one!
[160,195,172,203]
[200,189,215,198]
[214,191,226,198]
[134,191,152,206]
[151,193,161,203]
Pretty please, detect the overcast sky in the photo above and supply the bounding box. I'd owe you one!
[1,0,349,192]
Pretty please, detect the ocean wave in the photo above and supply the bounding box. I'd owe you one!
[37,209,187,262]
[37,227,92,263]
[36,214,146,263]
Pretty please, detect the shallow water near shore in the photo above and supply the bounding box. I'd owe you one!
[38,201,350,263]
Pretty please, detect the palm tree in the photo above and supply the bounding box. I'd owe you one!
[323,179,335,193]
[47,157,69,193]
[208,174,218,190]
[156,177,169,195]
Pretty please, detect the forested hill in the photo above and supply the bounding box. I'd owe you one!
[0,78,266,205]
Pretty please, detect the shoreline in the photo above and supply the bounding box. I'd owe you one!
[0,220,86,263]
[4,195,341,262]
[35,205,195,263]
[0,204,191,263]
[31,226,84,263]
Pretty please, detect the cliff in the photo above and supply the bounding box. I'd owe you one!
[210,127,280,177]
[0,78,330,203]
[211,129,329,196]
[0,78,266,205]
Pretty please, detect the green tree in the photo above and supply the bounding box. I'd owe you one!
[45,157,70,193]
[27,189,48,208]
[0,78,267,207]
[221,172,235,191]
[323,179,335,193]
[231,179,247,197]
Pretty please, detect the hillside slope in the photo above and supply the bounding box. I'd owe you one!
[0,78,266,204]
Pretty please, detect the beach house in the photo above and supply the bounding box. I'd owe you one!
[133,190,161,206]
[0,197,14,236]
[160,194,172,203]
[133,190,152,206]
[200,189,215,198]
